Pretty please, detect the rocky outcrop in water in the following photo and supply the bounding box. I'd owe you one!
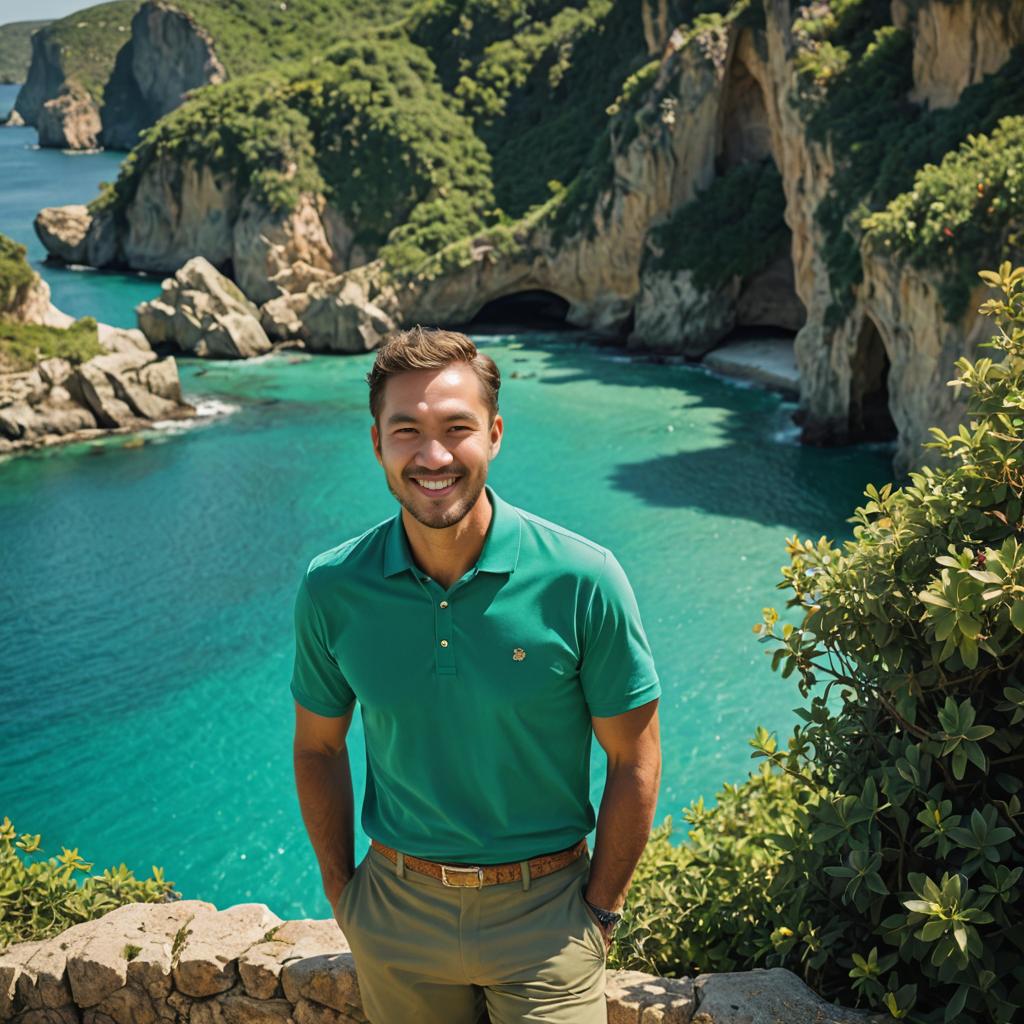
[0,899,869,1024]
[137,257,273,358]
[0,258,195,456]
[13,0,224,151]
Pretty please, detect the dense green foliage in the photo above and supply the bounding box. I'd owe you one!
[623,264,1024,1022]
[864,116,1024,322]
[174,0,414,77]
[612,765,803,974]
[0,19,49,84]
[0,317,103,371]
[0,234,36,312]
[411,0,648,219]
[91,35,495,271]
[646,157,788,290]
[35,1,139,103]
[793,0,1024,325]
[0,816,178,949]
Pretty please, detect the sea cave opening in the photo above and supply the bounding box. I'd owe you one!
[466,290,572,331]
[848,316,898,443]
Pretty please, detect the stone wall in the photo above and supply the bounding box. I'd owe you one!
[0,900,873,1024]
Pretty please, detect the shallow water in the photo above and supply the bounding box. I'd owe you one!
[0,81,895,919]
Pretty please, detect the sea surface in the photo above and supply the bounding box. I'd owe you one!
[0,82,896,920]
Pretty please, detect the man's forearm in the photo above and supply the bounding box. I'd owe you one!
[293,747,355,908]
[584,757,661,912]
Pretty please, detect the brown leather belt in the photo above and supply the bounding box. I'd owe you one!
[369,837,588,888]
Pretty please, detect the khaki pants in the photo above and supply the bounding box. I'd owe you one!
[333,844,608,1023]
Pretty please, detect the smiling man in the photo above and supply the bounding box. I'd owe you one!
[290,326,662,1024]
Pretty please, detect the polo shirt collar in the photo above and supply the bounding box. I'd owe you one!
[382,483,521,578]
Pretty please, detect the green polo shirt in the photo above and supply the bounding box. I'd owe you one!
[290,483,661,864]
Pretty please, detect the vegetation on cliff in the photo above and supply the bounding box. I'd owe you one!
[30,1,139,105]
[0,234,36,309]
[0,816,177,949]
[792,0,1024,325]
[646,157,788,290]
[625,263,1024,1023]
[0,234,102,372]
[0,20,49,84]
[91,33,496,271]
[864,115,1024,321]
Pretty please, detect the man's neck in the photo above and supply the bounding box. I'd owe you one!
[403,489,493,589]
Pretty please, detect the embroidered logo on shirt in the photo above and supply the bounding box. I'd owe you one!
[512,647,526,661]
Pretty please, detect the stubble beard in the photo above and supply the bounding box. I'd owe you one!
[386,466,488,530]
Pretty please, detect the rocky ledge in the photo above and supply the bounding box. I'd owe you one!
[0,899,875,1024]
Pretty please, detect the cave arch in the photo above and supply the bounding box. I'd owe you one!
[849,316,897,442]
[467,290,572,330]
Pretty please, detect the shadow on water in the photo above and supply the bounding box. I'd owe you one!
[483,332,900,540]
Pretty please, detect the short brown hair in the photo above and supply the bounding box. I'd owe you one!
[366,325,501,423]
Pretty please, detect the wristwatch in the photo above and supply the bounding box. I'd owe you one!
[583,896,622,931]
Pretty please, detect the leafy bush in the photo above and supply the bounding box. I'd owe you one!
[0,316,103,371]
[0,234,36,313]
[0,816,177,950]
[612,764,805,975]
[744,263,1024,1022]
[863,116,1024,321]
[623,261,1024,1022]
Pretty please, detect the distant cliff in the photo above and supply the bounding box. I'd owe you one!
[0,20,50,85]
[13,0,416,150]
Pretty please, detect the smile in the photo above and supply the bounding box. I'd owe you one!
[411,476,459,495]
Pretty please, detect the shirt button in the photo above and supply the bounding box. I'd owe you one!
[440,600,449,608]
[440,639,449,648]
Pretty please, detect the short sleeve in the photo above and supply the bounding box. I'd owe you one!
[579,552,661,717]
[289,569,356,717]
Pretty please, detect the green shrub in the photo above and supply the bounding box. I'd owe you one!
[0,816,178,950]
[0,234,36,314]
[646,157,788,290]
[613,764,806,975]
[0,316,104,371]
[744,262,1024,1022]
[863,116,1024,322]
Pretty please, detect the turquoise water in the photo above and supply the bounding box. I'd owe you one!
[0,84,160,325]
[0,80,896,920]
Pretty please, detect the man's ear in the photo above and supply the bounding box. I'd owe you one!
[489,413,503,459]
[370,421,383,465]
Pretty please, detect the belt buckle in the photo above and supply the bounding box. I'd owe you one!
[440,864,485,888]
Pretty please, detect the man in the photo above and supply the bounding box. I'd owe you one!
[290,326,662,1023]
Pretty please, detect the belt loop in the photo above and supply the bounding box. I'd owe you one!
[395,850,406,879]
[520,858,531,891]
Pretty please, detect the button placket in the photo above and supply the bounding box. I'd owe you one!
[437,586,456,674]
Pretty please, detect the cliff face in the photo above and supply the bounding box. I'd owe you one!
[13,29,80,130]
[101,1,225,150]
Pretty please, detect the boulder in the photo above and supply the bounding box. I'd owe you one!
[136,257,273,358]
[34,205,92,265]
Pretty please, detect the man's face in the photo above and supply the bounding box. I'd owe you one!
[370,361,503,530]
